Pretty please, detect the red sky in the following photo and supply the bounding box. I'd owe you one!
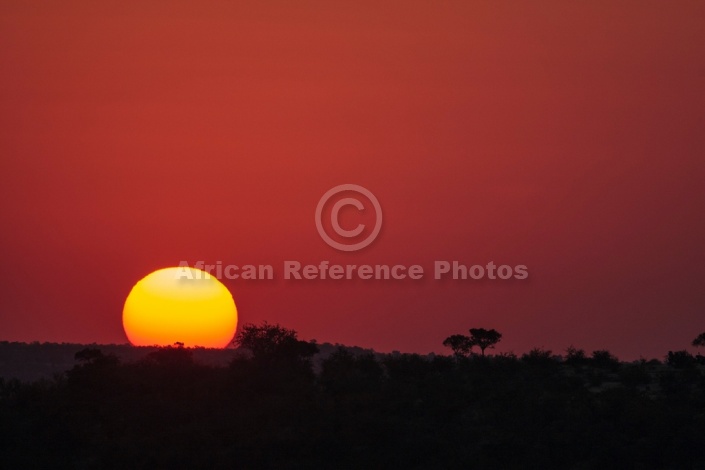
[1,1,703,359]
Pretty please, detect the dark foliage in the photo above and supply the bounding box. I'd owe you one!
[666,350,696,369]
[442,334,473,357]
[233,322,319,363]
[521,348,555,364]
[1,333,705,469]
[468,328,502,356]
[693,332,705,348]
[443,327,503,357]
[564,346,588,366]
[591,349,620,371]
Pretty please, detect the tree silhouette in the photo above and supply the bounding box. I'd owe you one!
[442,334,473,357]
[591,350,619,370]
[667,350,696,368]
[693,332,705,347]
[7,331,705,468]
[67,348,120,392]
[233,321,318,361]
[565,346,588,366]
[144,344,194,367]
[468,328,502,356]
[522,348,553,364]
[74,348,106,362]
[73,348,119,367]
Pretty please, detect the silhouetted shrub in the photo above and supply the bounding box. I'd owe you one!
[564,346,588,366]
[234,321,319,364]
[591,350,620,371]
[666,350,696,369]
[521,348,554,365]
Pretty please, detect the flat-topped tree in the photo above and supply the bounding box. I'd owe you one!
[693,332,705,348]
[233,321,319,362]
[468,328,503,356]
[442,334,473,357]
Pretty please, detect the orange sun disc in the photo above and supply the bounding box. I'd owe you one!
[122,267,237,348]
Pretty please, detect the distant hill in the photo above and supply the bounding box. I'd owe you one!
[0,341,384,381]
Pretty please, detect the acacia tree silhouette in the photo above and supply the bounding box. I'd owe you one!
[233,321,319,361]
[693,332,705,348]
[468,328,502,356]
[442,334,473,357]
[443,328,503,357]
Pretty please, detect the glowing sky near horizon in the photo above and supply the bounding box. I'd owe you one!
[1,1,703,359]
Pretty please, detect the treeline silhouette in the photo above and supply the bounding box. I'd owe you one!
[1,324,704,469]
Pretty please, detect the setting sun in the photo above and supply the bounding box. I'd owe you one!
[122,267,237,348]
